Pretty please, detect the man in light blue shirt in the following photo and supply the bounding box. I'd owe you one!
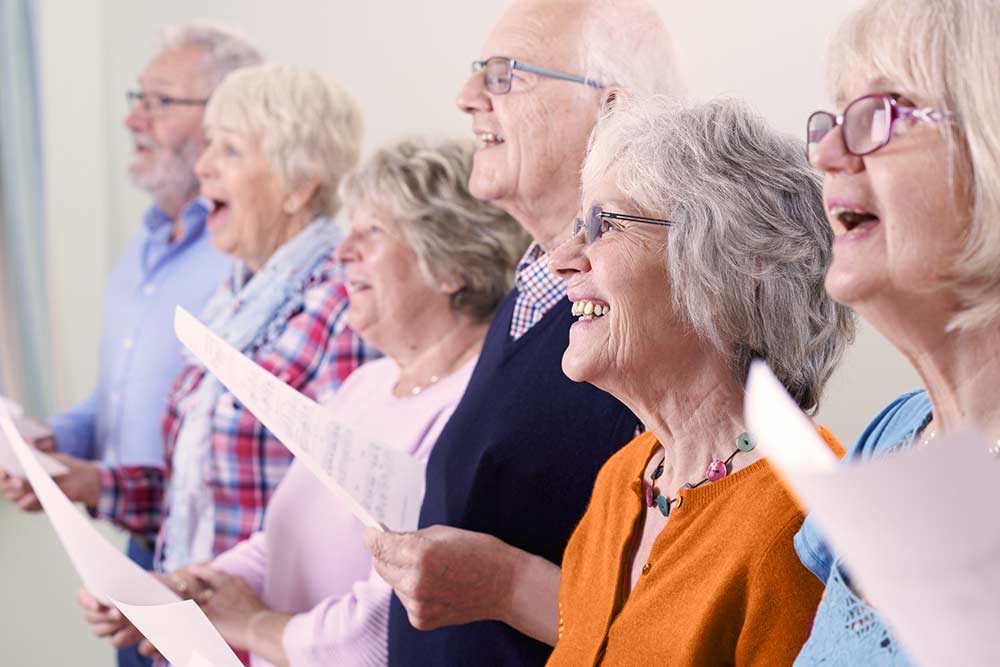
[0,22,261,667]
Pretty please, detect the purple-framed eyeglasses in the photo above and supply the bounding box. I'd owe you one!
[573,205,673,245]
[806,92,956,161]
[472,56,605,95]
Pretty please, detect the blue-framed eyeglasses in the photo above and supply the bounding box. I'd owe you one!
[471,56,605,95]
[573,205,674,245]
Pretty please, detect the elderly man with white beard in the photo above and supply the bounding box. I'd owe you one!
[0,22,259,667]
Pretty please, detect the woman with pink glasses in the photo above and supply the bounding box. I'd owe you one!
[796,0,1000,664]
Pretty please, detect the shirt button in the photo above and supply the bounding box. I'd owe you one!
[641,562,652,575]
[142,284,155,296]
[122,337,134,350]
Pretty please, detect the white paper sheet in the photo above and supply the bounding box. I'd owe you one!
[174,305,426,532]
[745,361,1000,667]
[0,394,67,476]
[111,599,243,667]
[187,653,222,667]
[0,401,241,665]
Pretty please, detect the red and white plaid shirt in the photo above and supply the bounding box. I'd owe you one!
[96,255,377,565]
[509,242,567,340]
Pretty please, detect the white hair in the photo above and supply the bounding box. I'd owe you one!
[205,63,363,217]
[827,0,1000,330]
[159,21,262,89]
[339,138,530,320]
[584,96,855,413]
[580,0,685,100]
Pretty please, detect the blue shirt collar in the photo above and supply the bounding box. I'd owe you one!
[142,197,210,245]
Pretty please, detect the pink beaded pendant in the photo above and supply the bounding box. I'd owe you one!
[644,484,655,508]
[705,459,728,482]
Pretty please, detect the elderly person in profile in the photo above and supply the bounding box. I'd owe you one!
[794,1,1000,664]
[365,2,682,664]
[0,25,259,667]
[374,96,855,665]
[75,63,376,655]
[128,138,525,666]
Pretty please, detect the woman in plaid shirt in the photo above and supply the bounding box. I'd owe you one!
[76,64,378,655]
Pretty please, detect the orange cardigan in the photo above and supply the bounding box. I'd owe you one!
[548,428,842,667]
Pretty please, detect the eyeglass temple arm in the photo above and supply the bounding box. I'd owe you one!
[512,61,605,89]
[601,212,674,227]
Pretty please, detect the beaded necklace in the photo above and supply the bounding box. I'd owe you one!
[644,432,756,517]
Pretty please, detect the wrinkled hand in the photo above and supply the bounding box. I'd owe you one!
[0,470,42,511]
[364,525,517,630]
[77,588,143,649]
[186,564,268,650]
[0,452,101,511]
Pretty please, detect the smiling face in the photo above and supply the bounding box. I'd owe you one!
[550,167,677,392]
[455,0,603,246]
[194,124,299,269]
[334,203,456,354]
[124,45,211,209]
[810,75,972,311]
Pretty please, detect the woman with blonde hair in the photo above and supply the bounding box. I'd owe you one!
[797,0,1000,663]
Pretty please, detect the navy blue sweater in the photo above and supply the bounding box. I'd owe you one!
[388,291,639,666]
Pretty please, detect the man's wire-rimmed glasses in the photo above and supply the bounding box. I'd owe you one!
[471,56,605,95]
[126,90,210,115]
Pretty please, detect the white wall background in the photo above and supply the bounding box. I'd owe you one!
[3,0,920,664]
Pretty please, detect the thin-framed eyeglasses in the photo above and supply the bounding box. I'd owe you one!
[806,92,956,161]
[126,90,209,115]
[573,205,674,245]
[471,56,605,95]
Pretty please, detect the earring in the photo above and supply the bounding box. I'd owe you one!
[283,199,299,215]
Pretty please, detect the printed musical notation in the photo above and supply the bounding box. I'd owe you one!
[174,306,426,532]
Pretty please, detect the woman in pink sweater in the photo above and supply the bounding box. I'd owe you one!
[167,137,526,666]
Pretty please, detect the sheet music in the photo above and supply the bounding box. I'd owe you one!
[174,305,425,532]
[745,361,1000,667]
[0,401,241,664]
[111,599,242,667]
[0,394,67,476]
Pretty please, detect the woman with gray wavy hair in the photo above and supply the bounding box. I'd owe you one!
[372,96,854,665]
[156,137,527,666]
[545,96,854,664]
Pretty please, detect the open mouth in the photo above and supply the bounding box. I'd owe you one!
[830,205,880,234]
[475,132,505,149]
[571,299,611,321]
[206,198,230,227]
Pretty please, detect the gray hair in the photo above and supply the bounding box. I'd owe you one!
[583,96,856,413]
[205,63,363,218]
[339,138,530,322]
[827,0,1000,330]
[580,0,685,100]
[159,22,262,89]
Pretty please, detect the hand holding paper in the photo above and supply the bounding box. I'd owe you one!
[745,361,1000,667]
[0,394,66,477]
[0,400,242,666]
[174,305,426,532]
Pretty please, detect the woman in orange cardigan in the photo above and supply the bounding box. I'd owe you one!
[541,96,853,665]
[549,99,852,666]
[370,96,853,665]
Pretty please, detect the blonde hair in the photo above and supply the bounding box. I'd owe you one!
[339,138,529,321]
[204,63,363,217]
[828,0,1000,329]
